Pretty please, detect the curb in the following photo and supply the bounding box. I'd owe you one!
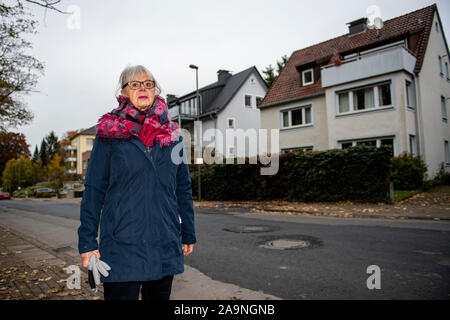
[258,207,449,221]
[194,206,449,221]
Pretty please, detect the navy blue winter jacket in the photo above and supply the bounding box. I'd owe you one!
[77,135,196,282]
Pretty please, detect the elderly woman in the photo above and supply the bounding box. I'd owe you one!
[77,65,196,300]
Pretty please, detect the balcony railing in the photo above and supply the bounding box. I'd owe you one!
[321,43,417,88]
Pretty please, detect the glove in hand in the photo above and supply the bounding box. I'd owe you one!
[88,254,111,292]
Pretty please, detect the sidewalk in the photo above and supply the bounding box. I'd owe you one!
[0,226,100,300]
[194,185,450,221]
[0,226,280,300]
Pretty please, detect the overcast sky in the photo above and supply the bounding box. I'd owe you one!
[11,0,450,152]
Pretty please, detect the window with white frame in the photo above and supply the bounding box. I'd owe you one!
[227,118,235,128]
[439,56,443,76]
[354,87,375,110]
[405,80,416,109]
[245,94,252,108]
[340,136,394,154]
[337,81,392,114]
[442,95,448,121]
[302,69,314,86]
[338,92,350,113]
[409,135,417,156]
[445,140,450,165]
[281,105,313,128]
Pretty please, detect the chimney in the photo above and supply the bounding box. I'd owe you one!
[347,18,367,36]
[166,94,178,105]
[217,69,232,84]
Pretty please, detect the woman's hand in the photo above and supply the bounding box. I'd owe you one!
[80,250,101,268]
[182,244,194,257]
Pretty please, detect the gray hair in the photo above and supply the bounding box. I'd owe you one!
[118,65,162,96]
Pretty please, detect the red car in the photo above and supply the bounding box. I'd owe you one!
[0,192,11,200]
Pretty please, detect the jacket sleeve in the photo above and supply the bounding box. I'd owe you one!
[77,137,111,254]
[176,137,197,245]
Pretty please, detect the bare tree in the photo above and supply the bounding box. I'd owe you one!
[0,0,67,132]
[24,0,69,14]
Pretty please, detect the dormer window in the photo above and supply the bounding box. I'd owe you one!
[302,69,314,86]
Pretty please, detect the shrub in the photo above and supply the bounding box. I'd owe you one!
[35,180,61,190]
[190,145,392,203]
[12,187,34,198]
[390,153,427,190]
[423,163,450,189]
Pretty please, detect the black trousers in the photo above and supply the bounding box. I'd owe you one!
[103,275,174,300]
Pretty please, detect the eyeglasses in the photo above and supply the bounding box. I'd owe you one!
[122,80,155,90]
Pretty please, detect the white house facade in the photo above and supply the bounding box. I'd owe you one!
[259,4,450,178]
[168,67,268,160]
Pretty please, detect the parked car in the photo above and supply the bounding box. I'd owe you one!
[33,188,57,198]
[0,191,11,200]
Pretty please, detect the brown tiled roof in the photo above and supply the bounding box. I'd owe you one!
[260,4,437,107]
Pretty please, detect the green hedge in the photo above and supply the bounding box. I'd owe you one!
[390,153,427,190]
[190,145,392,203]
[423,163,450,189]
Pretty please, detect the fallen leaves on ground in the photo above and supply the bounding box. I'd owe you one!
[298,293,308,299]
[37,276,52,282]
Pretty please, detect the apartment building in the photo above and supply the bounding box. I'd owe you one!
[259,4,450,178]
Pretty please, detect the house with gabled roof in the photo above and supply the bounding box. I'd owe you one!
[168,66,268,158]
[258,4,450,178]
[65,126,96,176]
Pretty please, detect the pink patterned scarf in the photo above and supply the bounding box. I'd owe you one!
[96,95,179,147]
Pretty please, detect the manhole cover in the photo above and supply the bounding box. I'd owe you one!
[258,234,322,250]
[261,239,310,250]
[223,225,281,233]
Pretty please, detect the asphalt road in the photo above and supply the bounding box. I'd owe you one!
[1,199,449,300]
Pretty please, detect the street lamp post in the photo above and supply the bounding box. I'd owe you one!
[189,64,201,201]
